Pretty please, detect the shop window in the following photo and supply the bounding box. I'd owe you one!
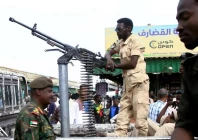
[5,85,11,106]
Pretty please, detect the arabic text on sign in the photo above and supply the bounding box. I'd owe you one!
[138,28,178,38]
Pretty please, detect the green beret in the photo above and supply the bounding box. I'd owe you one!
[29,77,53,89]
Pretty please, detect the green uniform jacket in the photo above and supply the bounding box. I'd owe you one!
[14,101,56,140]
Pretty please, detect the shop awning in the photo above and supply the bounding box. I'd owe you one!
[93,58,181,76]
[146,58,180,73]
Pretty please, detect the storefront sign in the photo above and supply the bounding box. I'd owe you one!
[105,25,198,58]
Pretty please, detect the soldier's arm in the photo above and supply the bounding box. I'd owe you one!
[115,55,139,69]
[116,37,142,70]
[105,48,117,59]
[105,42,119,59]
[18,114,40,140]
[105,42,120,70]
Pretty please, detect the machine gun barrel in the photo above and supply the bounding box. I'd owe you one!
[9,17,105,68]
[9,17,73,51]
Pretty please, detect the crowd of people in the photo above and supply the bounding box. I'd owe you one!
[46,90,121,125]
[46,85,183,137]
[148,89,183,137]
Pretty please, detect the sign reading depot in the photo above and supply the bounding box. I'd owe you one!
[105,25,198,58]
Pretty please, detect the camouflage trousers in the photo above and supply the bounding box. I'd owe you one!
[115,79,149,137]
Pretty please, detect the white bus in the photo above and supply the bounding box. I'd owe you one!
[0,71,27,137]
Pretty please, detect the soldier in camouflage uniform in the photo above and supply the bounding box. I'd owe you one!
[14,77,56,140]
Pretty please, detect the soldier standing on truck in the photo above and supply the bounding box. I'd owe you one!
[14,77,55,140]
[104,18,149,137]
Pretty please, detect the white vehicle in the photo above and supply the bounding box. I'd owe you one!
[0,71,28,137]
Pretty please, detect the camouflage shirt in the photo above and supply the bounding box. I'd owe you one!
[14,101,56,140]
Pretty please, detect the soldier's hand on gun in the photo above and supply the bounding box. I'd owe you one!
[105,58,117,71]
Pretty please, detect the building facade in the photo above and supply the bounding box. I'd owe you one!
[94,24,198,94]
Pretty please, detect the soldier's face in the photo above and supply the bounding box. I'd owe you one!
[40,87,54,106]
[176,0,198,50]
[116,23,130,40]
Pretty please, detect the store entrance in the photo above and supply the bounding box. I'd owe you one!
[149,73,182,95]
